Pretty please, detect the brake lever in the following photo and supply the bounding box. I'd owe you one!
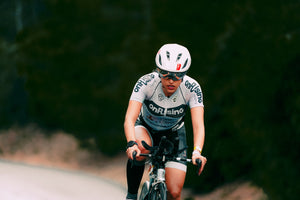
[141,140,154,151]
[196,159,202,176]
[131,151,137,168]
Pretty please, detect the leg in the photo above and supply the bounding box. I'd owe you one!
[165,166,186,200]
[134,125,152,161]
[126,126,152,199]
[164,126,188,200]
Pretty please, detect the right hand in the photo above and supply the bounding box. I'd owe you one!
[126,144,140,160]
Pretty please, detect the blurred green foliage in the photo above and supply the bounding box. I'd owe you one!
[1,0,299,199]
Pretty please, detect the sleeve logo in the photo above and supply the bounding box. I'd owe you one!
[134,74,155,92]
[185,80,203,103]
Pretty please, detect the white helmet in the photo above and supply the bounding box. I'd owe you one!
[155,43,191,73]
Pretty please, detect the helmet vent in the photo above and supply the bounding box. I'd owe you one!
[166,51,170,60]
[176,53,182,61]
[159,55,162,65]
[182,59,188,69]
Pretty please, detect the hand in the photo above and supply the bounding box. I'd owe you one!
[126,144,140,160]
[192,153,207,175]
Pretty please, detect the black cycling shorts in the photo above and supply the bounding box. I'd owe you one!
[135,116,188,171]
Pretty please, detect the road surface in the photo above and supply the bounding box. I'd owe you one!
[0,160,126,200]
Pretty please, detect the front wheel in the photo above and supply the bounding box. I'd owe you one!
[149,183,167,200]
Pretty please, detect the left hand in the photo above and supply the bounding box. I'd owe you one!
[192,153,207,175]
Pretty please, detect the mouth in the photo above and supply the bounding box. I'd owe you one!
[167,85,175,90]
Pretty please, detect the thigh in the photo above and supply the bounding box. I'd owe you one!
[165,167,186,194]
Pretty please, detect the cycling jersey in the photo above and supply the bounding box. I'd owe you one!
[130,72,204,131]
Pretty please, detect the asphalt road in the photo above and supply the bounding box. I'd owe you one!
[0,160,126,200]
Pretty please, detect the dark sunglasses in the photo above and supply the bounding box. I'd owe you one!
[157,69,186,81]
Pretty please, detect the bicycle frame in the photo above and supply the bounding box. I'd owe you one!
[138,155,168,200]
[137,136,199,200]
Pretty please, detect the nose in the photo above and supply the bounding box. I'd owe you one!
[168,78,174,83]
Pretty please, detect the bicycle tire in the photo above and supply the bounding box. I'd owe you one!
[139,181,150,200]
[149,183,167,200]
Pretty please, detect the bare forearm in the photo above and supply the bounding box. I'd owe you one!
[124,100,142,142]
[191,106,205,151]
[193,125,205,150]
[124,118,136,142]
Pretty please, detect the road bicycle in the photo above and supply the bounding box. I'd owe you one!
[133,136,202,200]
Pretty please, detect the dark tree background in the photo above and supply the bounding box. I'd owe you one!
[1,0,299,199]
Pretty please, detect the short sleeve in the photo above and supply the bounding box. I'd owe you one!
[183,77,204,108]
[129,73,156,103]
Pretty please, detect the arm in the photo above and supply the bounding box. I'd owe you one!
[124,100,143,159]
[190,106,207,175]
[191,106,205,151]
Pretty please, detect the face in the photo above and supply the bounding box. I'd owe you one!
[157,68,185,97]
[160,77,182,97]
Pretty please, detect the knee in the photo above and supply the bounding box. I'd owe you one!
[167,188,181,199]
[136,141,151,162]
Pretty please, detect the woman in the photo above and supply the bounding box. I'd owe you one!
[124,43,207,200]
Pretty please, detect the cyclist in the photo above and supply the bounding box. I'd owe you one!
[124,43,207,200]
